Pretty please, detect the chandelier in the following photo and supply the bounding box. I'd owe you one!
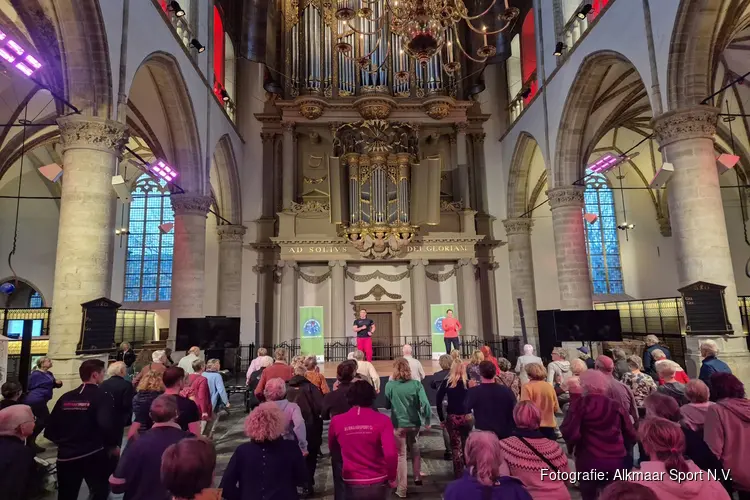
[334,0,519,71]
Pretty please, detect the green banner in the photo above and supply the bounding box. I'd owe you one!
[430,303,455,358]
[299,306,325,362]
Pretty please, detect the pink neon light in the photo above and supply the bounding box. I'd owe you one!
[15,62,32,76]
[151,160,178,182]
[7,40,23,55]
[0,30,6,41]
[588,153,621,173]
[0,48,15,63]
[24,55,41,69]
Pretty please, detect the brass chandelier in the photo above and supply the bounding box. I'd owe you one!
[334,0,519,73]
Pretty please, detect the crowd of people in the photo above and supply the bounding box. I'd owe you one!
[0,336,748,500]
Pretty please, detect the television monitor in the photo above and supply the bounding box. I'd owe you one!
[552,310,622,343]
[5,319,43,339]
[175,317,240,351]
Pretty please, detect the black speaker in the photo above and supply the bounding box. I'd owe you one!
[254,302,260,345]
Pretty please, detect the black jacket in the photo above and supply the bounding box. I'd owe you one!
[287,375,324,450]
[45,384,120,460]
[0,435,36,500]
[117,349,136,368]
[322,381,353,420]
[101,375,135,428]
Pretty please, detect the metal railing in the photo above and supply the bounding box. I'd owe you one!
[0,307,52,338]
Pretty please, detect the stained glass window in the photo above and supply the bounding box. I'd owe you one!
[584,169,624,294]
[29,291,42,308]
[124,174,174,302]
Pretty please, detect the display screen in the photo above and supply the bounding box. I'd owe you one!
[5,319,43,339]
[552,310,622,343]
[175,317,240,351]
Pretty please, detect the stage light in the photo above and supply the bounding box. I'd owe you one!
[24,55,41,69]
[0,33,44,77]
[617,223,635,230]
[115,227,130,236]
[6,40,23,55]
[520,87,531,99]
[15,62,32,76]
[587,153,625,174]
[554,42,565,57]
[150,160,178,183]
[717,153,739,175]
[0,30,6,41]
[169,1,186,17]
[190,39,205,53]
[220,88,230,102]
[577,4,593,19]
[0,48,15,63]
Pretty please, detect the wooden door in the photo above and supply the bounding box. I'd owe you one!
[369,312,393,346]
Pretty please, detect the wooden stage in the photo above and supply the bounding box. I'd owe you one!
[318,359,443,378]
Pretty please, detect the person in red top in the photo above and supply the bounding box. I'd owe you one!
[185,359,212,430]
[442,309,462,355]
[329,381,398,499]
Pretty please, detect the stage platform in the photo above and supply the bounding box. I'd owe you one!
[317,359,443,378]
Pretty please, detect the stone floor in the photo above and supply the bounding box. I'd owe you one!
[39,396,582,499]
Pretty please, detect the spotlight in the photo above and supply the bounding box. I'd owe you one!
[220,88,230,102]
[583,213,598,224]
[115,227,130,236]
[617,223,635,231]
[577,4,593,19]
[190,39,205,53]
[649,162,674,189]
[520,87,531,99]
[111,175,132,204]
[0,35,44,77]
[39,163,63,183]
[159,223,174,234]
[169,1,186,17]
[587,153,626,174]
[554,42,565,57]
[150,160,178,183]
[717,153,739,175]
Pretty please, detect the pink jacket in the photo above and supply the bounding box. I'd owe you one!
[187,373,212,419]
[328,406,398,485]
[632,460,730,500]
[704,398,750,491]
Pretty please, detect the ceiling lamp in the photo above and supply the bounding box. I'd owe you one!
[189,39,205,53]
[587,153,627,174]
[0,28,44,78]
[553,42,565,57]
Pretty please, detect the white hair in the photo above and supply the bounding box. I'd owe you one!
[347,351,357,360]
[402,344,413,356]
[264,377,287,401]
[107,361,127,377]
[259,356,274,369]
[523,344,535,356]
[152,350,166,363]
[700,339,719,357]
[645,335,660,346]
[188,346,200,355]
[651,349,666,361]
[656,359,677,378]
[353,350,365,361]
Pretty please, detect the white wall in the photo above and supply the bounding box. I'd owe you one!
[204,214,219,315]
[345,264,412,337]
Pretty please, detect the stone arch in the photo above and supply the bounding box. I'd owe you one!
[211,134,242,224]
[554,50,652,186]
[667,0,750,110]
[0,275,46,307]
[127,52,204,193]
[506,132,544,217]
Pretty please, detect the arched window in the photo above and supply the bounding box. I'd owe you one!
[520,10,537,104]
[29,291,42,308]
[124,174,174,302]
[583,169,624,294]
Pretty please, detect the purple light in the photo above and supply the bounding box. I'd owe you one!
[24,55,41,69]
[15,62,32,76]
[0,48,15,63]
[150,160,178,183]
[7,40,23,55]
[0,30,6,41]
[587,153,622,174]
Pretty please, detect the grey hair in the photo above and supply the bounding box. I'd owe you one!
[656,360,678,378]
[152,350,166,363]
[274,348,287,361]
[259,356,274,369]
[700,339,719,357]
[206,359,221,372]
[523,344,535,355]
[651,349,666,361]
[257,347,268,357]
[551,347,568,360]
[626,355,643,370]
[264,377,287,401]
[612,348,626,360]
[645,335,660,346]
[35,356,51,369]
[293,364,307,377]
[402,344,413,356]
[107,361,127,377]
[353,350,365,361]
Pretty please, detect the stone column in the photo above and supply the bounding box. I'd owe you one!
[503,218,538,346]
[281,121,295,211]
[477,261,499,339]
[653,106,743,335]
[169,194,212,349]
[47,116,128,388]
[455,122,471,208]
[276,260,298,343]
[216,225,246,317]
[329,261,347,338]
[548,186,593,310]
[260,132,277,217]
[456,258,479,337]
[409,260,430,337]
[253,263,276,346]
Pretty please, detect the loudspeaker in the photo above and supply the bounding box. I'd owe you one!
[112,175,132,203]
[717,154,739,175]
[38,163,62,182]
[649,162,674,189]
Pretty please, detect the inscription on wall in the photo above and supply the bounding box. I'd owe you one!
[284,244,472,255]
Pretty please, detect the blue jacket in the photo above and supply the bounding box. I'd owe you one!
[203,371,229,409]
[699,356,732,399]
[24,370,56,406]
[643,344,671,378]
[444,471,533,500]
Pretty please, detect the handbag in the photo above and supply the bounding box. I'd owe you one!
[517,436,560,473]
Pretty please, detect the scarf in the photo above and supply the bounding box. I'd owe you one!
[679,402,713,431]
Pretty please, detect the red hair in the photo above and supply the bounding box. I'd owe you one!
[639,417,689,475]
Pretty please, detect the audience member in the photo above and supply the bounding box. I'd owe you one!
[23,355,62,453]
[117,342,136,378]
[322,360,357,420]
[547,347,572,387]
[430,354,453,460]
[560,370,636,500]
[643,392,680,422]
[353,350,380,392]
[443,431,532,500]
[599,482,658,500]
[499,401,570,499]
[302,355,330,395]
[385,357,431,497]
[187,359,213,427]
[466,349,484,383]
[329,381,398,500]
[520,363,558,440]
[110,395,193,500]
[632,417,730,499]
[698,340,732,400]
[515,344,542,385]
[656,360,688,406]
[132,349,168,387]
[165,348,175,367]
[577,346,595,370]
[621,355,656,417]
[466,360,517,439]
[129,367,166,439]
[287,364,324,495]
[246,347,274,385]
[161,437,220,500]
[612,348,630,381]
[496,357,521,399]
[480,345,500,373]
[178,346,202,375]
[676,379,722,472]
[596,355,639,425]
[561,358,587,405]
[436,360,473,478]
[0,404,37,500]
[45,359,119,500]
[220,402,307,500]
[133,349,153,374]
[0,380,22,409]
[401,344,426,381]
[643,335,671,379]
[264,377,308,456]
[450,349,462,364]
[203,359,230,413]
[100,361,134,438]
[704,372,750,497]
[163,367,201,435]
[255,348,295,399]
